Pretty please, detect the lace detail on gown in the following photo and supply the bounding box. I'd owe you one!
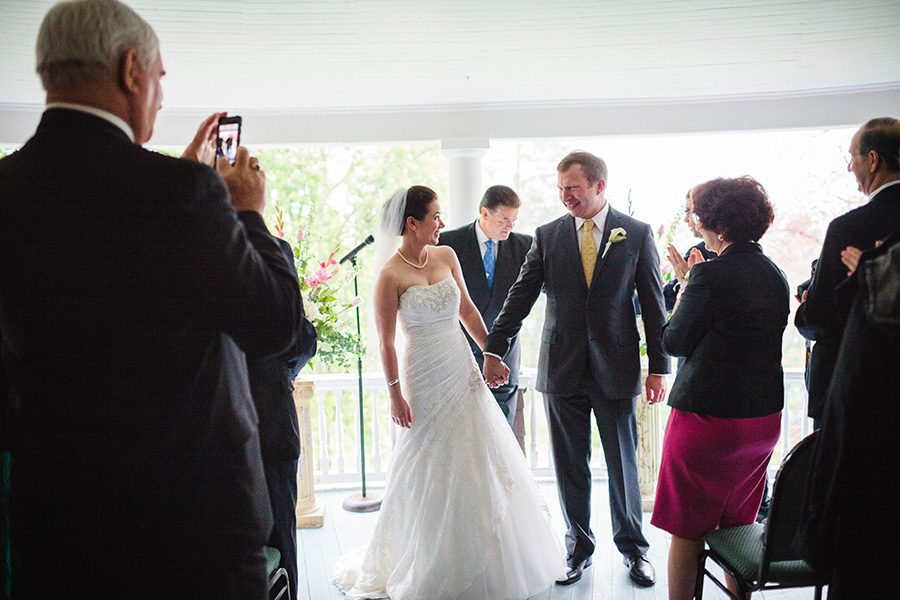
[333,276,566,600]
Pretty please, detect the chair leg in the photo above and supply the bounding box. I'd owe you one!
[695,551,707,600]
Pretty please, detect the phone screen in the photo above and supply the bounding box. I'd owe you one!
[216,117,241,165]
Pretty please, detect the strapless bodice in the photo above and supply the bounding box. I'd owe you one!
[397,276,459,334]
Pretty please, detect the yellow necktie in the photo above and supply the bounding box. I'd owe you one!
[581,219,596,287]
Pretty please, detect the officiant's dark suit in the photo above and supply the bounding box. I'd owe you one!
[246,237,317,596]
[484,153,669,586]
[439,214,531,427]
[795,118,900,424]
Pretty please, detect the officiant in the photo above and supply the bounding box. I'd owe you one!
[438,185,532,428]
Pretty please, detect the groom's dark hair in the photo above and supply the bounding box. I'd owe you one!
[557,151,608,184]
[480,185,520,211]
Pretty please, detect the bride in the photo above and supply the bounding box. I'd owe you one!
[333,186,566,599]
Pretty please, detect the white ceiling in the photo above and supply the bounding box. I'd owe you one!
[1,0,899,144]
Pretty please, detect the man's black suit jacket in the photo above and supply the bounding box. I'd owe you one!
[663,242,790,418]
[795,182,900,420]
[438,222,531,385]
[485,207,670,398]
[0,109,303,592]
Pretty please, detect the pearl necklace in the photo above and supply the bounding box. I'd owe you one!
[397,249,428,269]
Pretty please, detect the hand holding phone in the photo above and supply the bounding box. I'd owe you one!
[216,115,242,166]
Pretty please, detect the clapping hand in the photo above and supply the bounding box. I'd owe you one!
[687,247,706,269]
[666,244,690,282]
[841,241,882,277]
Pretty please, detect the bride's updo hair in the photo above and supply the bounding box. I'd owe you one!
[402,185,437,234]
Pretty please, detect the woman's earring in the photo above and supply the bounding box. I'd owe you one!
[717,233,724,241]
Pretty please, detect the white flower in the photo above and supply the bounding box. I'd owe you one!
[601,227,627,258]
[302,293,322,321]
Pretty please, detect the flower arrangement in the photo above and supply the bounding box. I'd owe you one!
[276,206,363,369]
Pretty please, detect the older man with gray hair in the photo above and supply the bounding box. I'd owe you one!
[0,1,303,598]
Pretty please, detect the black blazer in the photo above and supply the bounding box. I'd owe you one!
[438,222,531,384]
[247,238,317,461]
[0,109,303,578]
[485,207,670,398]
[663,242,789,418]
[795,182,900,420]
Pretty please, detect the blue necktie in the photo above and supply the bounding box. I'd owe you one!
[484,240,495,290]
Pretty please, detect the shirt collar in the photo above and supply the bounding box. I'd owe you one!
[46,103,136,143]
[868,179,900,201]
[475,220,493,245]
[574,201,610,231]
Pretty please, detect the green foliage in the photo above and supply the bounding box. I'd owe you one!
[255,144,444,372]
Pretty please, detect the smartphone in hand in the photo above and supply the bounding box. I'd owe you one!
[215,115,242,165]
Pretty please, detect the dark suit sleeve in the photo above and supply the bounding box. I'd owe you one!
[662,264,714,357]
[795,218,847,340]
[274,238,318,378]
[484,233,544,357]
[634,225,671,374]
[189,171,303,357]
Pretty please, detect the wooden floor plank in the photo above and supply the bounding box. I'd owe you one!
[298,483,824,599]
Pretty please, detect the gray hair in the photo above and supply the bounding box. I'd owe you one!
[36,0,159,91]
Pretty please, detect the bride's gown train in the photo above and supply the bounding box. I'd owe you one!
[333,276,566,599]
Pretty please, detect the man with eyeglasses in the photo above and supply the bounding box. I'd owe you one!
[796,116,900,429]
[439,185,532,429]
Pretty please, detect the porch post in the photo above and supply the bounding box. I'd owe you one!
[294,378,325,527]
[637,368,665,512]
[441,138,489,228]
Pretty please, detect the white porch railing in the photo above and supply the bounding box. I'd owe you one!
[302,367,813,488]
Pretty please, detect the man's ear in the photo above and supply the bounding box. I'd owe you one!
[119,49,141,94]
[594,178,607,195]
[867,150,881,173]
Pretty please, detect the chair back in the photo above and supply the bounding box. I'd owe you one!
[762,431,818,565]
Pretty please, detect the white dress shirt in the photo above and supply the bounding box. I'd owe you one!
[574,201,610,248]
[475,220,499,260]
[868,179,900,201]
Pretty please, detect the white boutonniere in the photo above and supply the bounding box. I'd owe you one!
[601,227,627,259]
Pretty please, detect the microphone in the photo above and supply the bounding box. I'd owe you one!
[339,235,375,264]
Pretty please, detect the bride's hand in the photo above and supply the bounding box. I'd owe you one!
[392,396,412,428]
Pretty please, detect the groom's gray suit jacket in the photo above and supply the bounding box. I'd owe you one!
[484,207,671,398]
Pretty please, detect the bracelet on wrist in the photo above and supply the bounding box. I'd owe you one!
[387,378,399,387]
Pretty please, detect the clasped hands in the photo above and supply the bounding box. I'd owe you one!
[482,355,511,389]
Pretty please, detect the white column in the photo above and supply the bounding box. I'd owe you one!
[294,378,325,527]
[441,138,489,228]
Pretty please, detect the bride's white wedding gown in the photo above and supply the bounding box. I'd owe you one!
[333,276,566,600]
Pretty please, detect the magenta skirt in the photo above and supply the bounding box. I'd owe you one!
[651,408,781,540]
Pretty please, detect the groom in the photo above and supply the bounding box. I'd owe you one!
[483,151,670,587]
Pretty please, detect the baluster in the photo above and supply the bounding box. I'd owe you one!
[335,390,345,473]
[317,386,330,476]
[529,387,540,469]
[372,391,382,472]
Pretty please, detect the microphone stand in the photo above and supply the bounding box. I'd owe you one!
[341,243,382,513]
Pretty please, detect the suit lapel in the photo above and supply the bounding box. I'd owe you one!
[559,215,589,293]
[459,222,491,308]
[492,237,518,300]
[590,206,621,290]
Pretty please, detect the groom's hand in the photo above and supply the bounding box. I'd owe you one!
[645,374,667,405]
[482,354,509,388]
